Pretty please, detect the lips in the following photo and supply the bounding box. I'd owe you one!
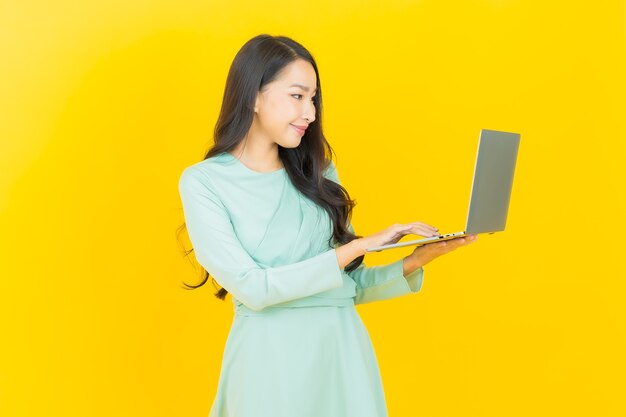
[291,124,307,135]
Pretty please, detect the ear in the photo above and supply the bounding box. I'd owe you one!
[254,91,262,113]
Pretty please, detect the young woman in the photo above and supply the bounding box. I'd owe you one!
[178,34,477,417]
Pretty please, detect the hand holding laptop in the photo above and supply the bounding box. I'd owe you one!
[355,222,478,268]
[364,129,520,253]
[356,222,441,252]
[403,232,477,270]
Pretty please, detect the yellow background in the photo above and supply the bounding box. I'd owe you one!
[1,1,625,416]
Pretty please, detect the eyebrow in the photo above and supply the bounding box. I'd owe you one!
[289,83,317,93]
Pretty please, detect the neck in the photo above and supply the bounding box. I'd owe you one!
[229,139,283,172]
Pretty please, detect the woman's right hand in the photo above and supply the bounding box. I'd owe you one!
[356,222,441,253]
[405,234,478,268]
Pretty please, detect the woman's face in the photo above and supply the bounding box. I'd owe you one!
[252,59,317,149]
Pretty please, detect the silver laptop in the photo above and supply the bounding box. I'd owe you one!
[365,129,521,252]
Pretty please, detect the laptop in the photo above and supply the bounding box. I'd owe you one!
[365,128,521,252]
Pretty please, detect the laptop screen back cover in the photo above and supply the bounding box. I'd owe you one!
[465,129,521,235]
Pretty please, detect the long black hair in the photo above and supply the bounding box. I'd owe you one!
[177,34,364,299]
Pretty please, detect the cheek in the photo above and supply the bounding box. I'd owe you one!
[278,96,300,114]
[263,96,299,126]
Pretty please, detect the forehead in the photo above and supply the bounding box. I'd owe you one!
[277,60,317,91]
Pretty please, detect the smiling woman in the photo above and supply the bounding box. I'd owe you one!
[176,34,427,417]
[244,58,318,151]
[177,34,360,294]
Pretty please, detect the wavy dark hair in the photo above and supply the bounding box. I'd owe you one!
[177,34,364,299]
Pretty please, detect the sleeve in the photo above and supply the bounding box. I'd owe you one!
[178,167,345,312]
[324,160,425,305]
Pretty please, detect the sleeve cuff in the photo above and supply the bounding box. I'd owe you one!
[352,259,425,305]
[402,261,425,293]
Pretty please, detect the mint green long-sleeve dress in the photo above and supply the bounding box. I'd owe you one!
[178,151,425,417]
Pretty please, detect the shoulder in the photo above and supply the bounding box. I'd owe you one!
[323,159,341,184]
[179,155,226,192]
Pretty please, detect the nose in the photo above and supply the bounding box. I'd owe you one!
[303,101,316,124]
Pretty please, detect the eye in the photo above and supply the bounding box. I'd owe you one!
[292,94,316,102]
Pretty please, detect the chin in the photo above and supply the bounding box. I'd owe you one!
[280,139,302,148]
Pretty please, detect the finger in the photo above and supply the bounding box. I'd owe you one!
[406,224,439,237]
[395,224,426,236]
[411,222,439,236]
[410,222,439,232]
[447,237,467,248]
[391,225,414,239]
[456,236,476,246]
[459,235,477,244]
[435,241,447,249]
[415,227,439,237]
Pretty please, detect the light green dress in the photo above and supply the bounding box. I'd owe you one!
[178,152,425,417]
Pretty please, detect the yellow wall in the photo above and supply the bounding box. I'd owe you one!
[1,1,625,416]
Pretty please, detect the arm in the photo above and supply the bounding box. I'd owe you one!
[343,222,425,305]
[179,167,347,312]
[324,161,425,305]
